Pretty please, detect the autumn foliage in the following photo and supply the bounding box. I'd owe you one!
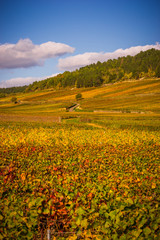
[0,121,160,239]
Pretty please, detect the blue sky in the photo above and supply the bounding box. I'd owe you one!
[0,0,160,87]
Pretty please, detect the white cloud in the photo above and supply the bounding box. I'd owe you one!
[0,39,75,69]
[1,42,160,88]
[58,43,160,71]
[0,73,59,88]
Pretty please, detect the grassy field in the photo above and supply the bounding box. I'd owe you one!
[0,78,160,239]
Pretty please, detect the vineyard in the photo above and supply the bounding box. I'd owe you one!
[0,118,160,239]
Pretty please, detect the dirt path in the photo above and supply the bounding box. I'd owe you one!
[86,123,104,129]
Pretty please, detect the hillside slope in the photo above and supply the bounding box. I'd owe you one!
[25,48,160,91]
[0,78,160,116]
[0,48,160,96]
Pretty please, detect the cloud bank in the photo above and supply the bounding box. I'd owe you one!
[58,43,160,71]
[0,39,75,69]
[0,73,59,88]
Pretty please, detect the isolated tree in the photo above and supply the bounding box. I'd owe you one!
[76,93,82,101]
[11,96,17,104]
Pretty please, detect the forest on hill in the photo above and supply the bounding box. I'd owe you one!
[0,48,160,96]
[0,85,27,97]
[25,48,160,91]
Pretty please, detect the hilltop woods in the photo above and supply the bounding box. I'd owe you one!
[0,48,160,95]
[25,48,160,92]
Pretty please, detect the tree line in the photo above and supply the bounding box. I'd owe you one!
[25,48,160,92]
[0,86,27,98]
[1,48,160,96]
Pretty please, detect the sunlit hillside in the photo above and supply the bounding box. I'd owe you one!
[1,78,160,239]
[0,78,160,117]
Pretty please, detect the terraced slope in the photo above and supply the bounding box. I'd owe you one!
[0,78,160,115]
